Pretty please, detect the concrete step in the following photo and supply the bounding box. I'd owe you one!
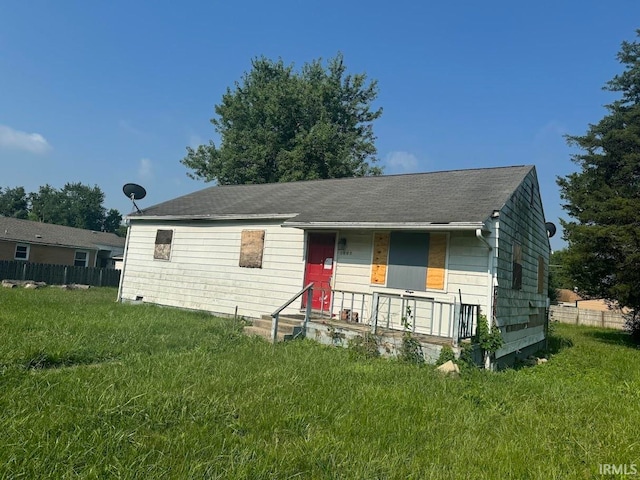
[244,325,286,341]
[244,315,304,342]
[259,314,303,325]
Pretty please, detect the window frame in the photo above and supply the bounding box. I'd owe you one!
[512,242,523,290]
[370,231,448,292]
[14,243,30,261]
[154,229,173,261]
[239,229,265,268]
[74,250,89,267]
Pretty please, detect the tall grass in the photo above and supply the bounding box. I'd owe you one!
[1,287,639,478]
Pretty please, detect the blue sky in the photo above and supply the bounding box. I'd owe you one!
[1,1,638,250]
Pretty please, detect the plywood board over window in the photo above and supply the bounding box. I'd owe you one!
[370,232,448,291]
[239,230,265,268]
[370,232,390,284]
[512,242,522,290]
[426,233,447,290]
[154,229,173,260]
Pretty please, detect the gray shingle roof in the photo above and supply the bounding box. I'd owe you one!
[0,217,125,250]
[134,165,534,225]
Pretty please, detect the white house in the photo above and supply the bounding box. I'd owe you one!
[118,165,551,366]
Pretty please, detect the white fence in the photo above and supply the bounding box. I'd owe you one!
[549,305,626,330]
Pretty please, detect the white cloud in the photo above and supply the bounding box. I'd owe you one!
[138,158,153,180]
[0,124,51,154]
[384,151,420,174]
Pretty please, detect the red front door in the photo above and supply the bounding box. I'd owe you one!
[303,233,336,311]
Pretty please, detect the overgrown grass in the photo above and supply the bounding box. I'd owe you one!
[1,288,639,478]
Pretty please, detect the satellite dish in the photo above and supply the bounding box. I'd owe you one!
[123,183,146,200]
[545,222,557,238]
[122,183,147,213]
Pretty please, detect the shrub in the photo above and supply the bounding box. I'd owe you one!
[436,345,455,366]
[348,333,380,360]
[399,332,424,365]
[624,311,640,344]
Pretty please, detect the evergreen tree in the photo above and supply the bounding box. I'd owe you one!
[557,30,640,337]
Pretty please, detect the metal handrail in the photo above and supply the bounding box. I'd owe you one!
[270,283,314,343]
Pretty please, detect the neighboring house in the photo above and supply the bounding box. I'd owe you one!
[555,288,628,313]
[118,165,551,366]
[555,288,582,306]
[0,217,125,268]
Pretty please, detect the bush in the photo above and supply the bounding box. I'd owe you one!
[399,332,424,365]
[348,333,380,360]
[624,311,640,344]
[436,345,456,366]
[458,342,476,369]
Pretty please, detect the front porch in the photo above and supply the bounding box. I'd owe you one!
[257,285,481,363]
[315,288,479,343]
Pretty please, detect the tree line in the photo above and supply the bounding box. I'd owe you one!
[0,183,123,235]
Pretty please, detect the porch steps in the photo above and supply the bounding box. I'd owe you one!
[243,315,303,342]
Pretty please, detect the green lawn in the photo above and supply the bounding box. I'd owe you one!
[0,287,638,479]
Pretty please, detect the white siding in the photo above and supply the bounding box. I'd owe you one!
[446,231,491,309]
[120,220,305,319]
[494,168,551,358]
[331,230,491,336]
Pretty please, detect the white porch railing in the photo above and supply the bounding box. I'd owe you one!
[327,289,479,344]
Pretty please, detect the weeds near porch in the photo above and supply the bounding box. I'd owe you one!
[435,345,456,366]
[399,305,424,365]
[348,333,380,360]
[477,313,503,368]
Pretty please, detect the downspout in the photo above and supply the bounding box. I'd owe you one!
[475,227,494,319]
[116,221,132,302]
[476,226,496,370]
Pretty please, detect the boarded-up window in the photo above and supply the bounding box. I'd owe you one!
[387,232,429,291]
[371,232,390,284]
[512,242,522,290]
[426,233,447,290]
[154,229,173,260]
[371,232,447,291]
[239,230,265,268]
[537,255,545,294]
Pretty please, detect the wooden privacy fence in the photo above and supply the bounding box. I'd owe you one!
[549,305,626,330]
[0,260,120,287]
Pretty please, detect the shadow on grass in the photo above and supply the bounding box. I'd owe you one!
[583,329,640,349]
[546,332,574,355]
[21,351,115,370]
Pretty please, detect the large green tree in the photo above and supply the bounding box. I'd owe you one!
[28,183,122,233]
[557,30,640,320]
[182,53,383,184]
[0,186,29,219]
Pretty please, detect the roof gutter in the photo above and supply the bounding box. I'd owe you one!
[283,221,487,231]
[475,228,492,250]
[127,213,299,222]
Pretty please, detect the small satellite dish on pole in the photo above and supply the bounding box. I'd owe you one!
[545,222,557,238]
[122,183,147,213]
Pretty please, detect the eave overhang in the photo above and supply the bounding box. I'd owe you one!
[281,221,487,231]
[127,213,299,222]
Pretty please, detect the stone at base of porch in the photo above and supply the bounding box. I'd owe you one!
[306,318,456,364]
